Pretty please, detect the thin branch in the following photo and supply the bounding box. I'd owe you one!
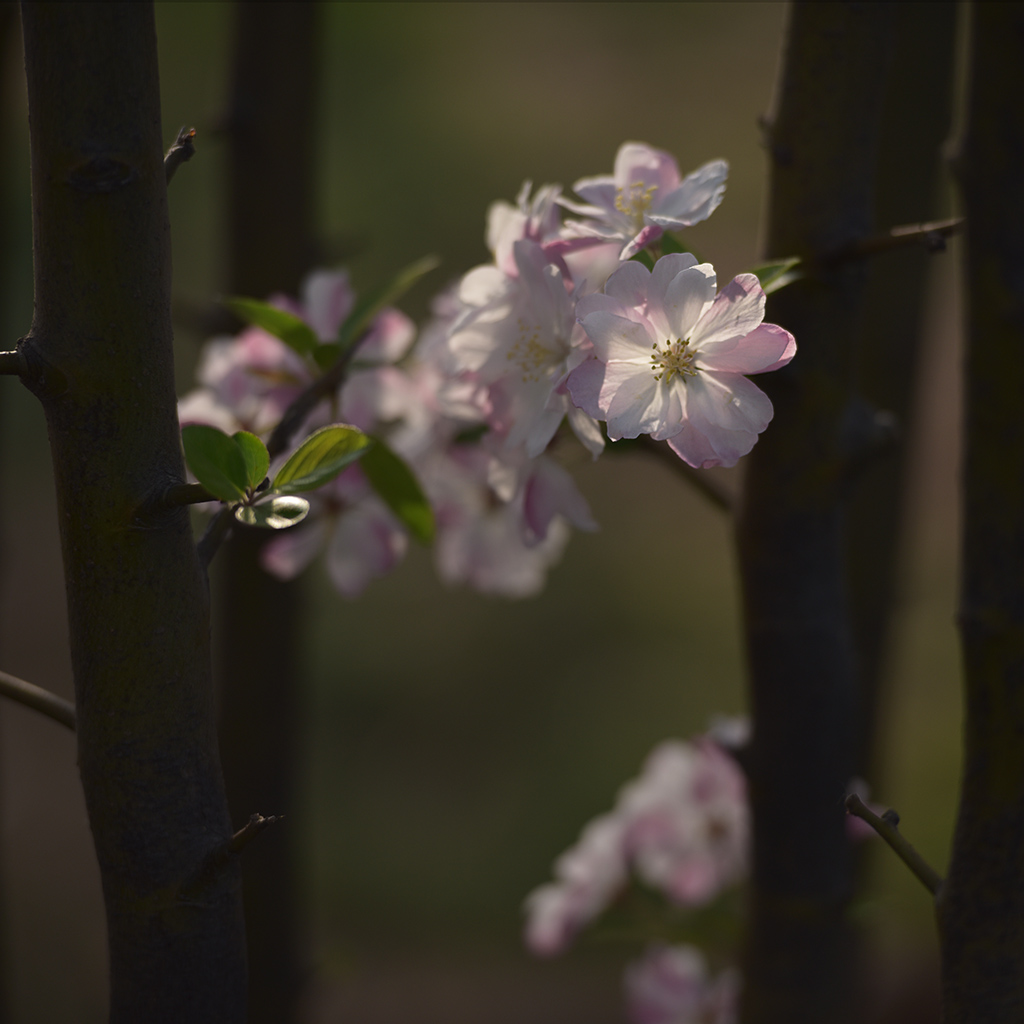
[845,792,943,895]
[0,349,25,375]
[181,813,284,899]
[0,668,75,730]
[823,217,963,266]
[228,812,284,855]
[266,337,363,458]
[637,434,735,513]
[158,482,216,509]
[164,125,196,184]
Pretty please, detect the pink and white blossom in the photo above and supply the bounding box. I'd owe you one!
[560,143,728,260]
[625,944,739,1024]
[566,254,796,468]
[450,240,603,458]
[523,731,749,957]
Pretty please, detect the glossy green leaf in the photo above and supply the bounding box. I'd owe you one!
[270,424,373,494]
[749,256,804,295]
[234,495,310,530]
[233,431,270,489]
[224,296,319,356]
[181,424,249,503]
[361,438,435,545]
[337,255,439,351]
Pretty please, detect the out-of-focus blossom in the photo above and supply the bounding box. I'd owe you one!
[567,254,796,468]
[426,440,594,598]
[620,739,748,906]
[260,468,408,599]
[560,143,728,260]
[449,240,603,458]
[524,814,628,956]
[523,731,749,956]
[625,944,739,1024]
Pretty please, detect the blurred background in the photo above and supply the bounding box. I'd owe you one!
[0,3,960,1021]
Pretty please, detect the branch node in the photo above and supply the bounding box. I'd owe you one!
[845,792,942,896]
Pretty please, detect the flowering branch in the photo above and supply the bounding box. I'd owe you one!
[164,125,196,184]
[0,668,76,730]
[844,793,942,896]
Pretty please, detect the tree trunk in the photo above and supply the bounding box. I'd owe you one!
[940,4,1024,1020]
[19,4,246,1021]
[736,5,894,1022]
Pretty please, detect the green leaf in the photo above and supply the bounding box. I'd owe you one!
[181,424,249,503]
[224,296,320,357]
[337,255,439,352]
[361,438,435,545]
[311,341,342,372]
[232,431,270,489]
[270,424,373,494]
[234,495,310,530]
[748,256,804,295]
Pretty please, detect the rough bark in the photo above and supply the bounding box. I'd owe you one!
[217,5,318,1021]
[939,4,1024,1020]
[736,5,894,1022]
[19,4,246,1021]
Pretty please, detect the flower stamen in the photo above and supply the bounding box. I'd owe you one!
[651,338,697,384]
[614,179,658,228]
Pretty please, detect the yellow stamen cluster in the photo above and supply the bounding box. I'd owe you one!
[650,338,697,384]
[507,317,555,383]
[614,179,659,227]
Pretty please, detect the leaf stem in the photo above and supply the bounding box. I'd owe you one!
[0,668,75,730]
[845,792,943,895]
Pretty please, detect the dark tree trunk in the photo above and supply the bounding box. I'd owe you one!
[736,5,894,1022]
[19,4,246,1021]
[217,4,319,1022]
[940,4,1024,1020]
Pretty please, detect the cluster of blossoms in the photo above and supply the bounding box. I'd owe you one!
[523,731,748,1023]
[179,142,795,599]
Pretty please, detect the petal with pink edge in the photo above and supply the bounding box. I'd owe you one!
[697,322,796,375]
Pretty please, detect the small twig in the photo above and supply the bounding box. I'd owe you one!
[0,668,75,730]
[845,792,943,895]
[228,813,284,855]
[824,217,963,266]
[0,350,26,376]
[164,126,196,184]
[637,435,734,513]
[158,482,217,508]
[180,813,284,899]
